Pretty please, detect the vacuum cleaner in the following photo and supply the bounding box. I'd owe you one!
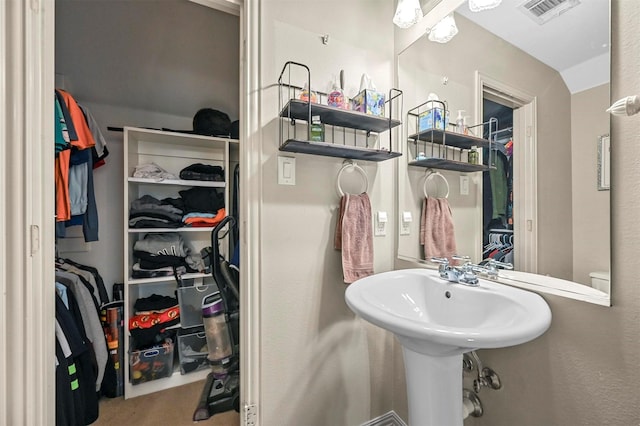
[193,216,240,421]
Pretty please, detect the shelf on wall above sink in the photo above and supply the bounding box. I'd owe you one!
[280,99,401,133]
[280,139,402,162]
[409,158,488,172]
[408,129,491,150]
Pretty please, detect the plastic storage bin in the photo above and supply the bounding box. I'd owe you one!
[129,339,174,385]
[177,281,218,328]
[177,327,209,375]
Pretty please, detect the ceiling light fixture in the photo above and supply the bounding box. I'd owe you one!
[428,14,458,43]
[393,0,423,29]
[468,0,502,12]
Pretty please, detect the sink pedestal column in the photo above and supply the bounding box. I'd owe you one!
[402,347,463,426]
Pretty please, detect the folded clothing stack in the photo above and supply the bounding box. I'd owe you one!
[179,163,224,182]
[178,187,226,227]
[132,233,204,277]
[129,294,180,350]
[129,195,184,229]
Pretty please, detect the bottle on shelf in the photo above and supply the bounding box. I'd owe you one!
[468,147,479,164]
[299,82,317,103]
[310,115,325,141]
[456,110,466,134]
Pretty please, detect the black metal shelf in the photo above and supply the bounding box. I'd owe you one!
[280,139,402,162]
[280,99,401,133]
[408,129,490,150]
[408,158,488,172]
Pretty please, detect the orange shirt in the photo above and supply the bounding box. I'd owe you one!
[55,90,96,222]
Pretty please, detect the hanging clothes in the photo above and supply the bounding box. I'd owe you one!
[55,90,103,242]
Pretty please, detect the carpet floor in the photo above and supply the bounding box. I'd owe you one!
[91,380,240,426]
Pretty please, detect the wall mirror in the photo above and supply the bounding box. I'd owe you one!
[396,0,611,306]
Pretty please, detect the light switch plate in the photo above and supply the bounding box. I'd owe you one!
[400,211,412,235]
[278,156,295,185]
[375,211,387,236]
[460,175,469,195]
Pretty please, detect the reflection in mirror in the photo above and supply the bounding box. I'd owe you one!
[397,0,610,305]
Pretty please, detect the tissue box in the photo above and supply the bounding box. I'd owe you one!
[352,89,385,117]
[418,107,448,131]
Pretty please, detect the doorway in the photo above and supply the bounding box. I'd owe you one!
[475,72,538,274]
[482,99,515,267]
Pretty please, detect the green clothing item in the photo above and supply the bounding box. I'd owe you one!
[55,97,70,154]
[490,150,508,220]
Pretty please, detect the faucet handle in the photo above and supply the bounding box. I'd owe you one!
[430,257,449,266]
[452,255,471,263]
[486,259,513,270]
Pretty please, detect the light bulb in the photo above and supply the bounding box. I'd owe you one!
[428,14,459,44]
[393,0,423,29]
[606,95,640,116]
[468,0,502,12]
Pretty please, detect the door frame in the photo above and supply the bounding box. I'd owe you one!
[475,71,538,273]
[2,0,261,424]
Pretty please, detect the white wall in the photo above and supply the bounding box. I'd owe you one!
[571,84,610,285]
[257,1,398,424]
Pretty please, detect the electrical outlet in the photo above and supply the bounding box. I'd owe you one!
[375,211,388,236]
[400,211,412,235]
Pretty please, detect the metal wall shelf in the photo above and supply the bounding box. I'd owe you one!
[405,99,496,173]
[408,129,491,150]
[278,61,403,162]
[280,139,402,162]
[280,99,401,133]
[408,158,488,172]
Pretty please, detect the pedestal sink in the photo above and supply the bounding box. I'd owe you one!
[345,268,552,426]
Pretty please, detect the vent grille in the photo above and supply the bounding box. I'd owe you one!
[519,0,580,24]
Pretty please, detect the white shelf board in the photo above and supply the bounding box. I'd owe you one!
[128,227,215,233]
[127,272,210,285]
[128,177,225,188]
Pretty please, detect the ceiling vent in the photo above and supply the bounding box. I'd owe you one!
[518,0,581,25]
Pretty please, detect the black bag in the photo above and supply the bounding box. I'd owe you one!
[193,108,231,137]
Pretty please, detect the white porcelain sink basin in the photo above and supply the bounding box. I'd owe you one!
[345,268,551,356]
[345,268,552,426]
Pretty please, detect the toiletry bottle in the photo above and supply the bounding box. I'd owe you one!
[310,115,324,141]
[327,76,346,109]
[299,82,317,103]
[456,110,466,134]
[468,147,479,164]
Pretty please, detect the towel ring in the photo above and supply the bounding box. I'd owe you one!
[423,170,449,199]
[337,160,369,197]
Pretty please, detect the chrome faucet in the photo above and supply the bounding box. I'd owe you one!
[480,259,513,280]
[430,256,480,286]
[430,256,514,286]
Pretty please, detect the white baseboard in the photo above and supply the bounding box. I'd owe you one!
[361,411,408,426]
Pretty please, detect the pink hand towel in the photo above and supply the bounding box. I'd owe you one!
[419,197,457,262]
[334,193,374,284]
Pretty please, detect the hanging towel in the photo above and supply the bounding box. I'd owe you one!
[420,197,457,262]
[334,193,374,284]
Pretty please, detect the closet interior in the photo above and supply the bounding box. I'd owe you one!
[54,1,240,424]
[482,98,514,266]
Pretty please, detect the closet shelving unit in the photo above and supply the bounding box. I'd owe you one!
[406,100,496,172]
[277,61,403,162]
[123,126,238,398]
